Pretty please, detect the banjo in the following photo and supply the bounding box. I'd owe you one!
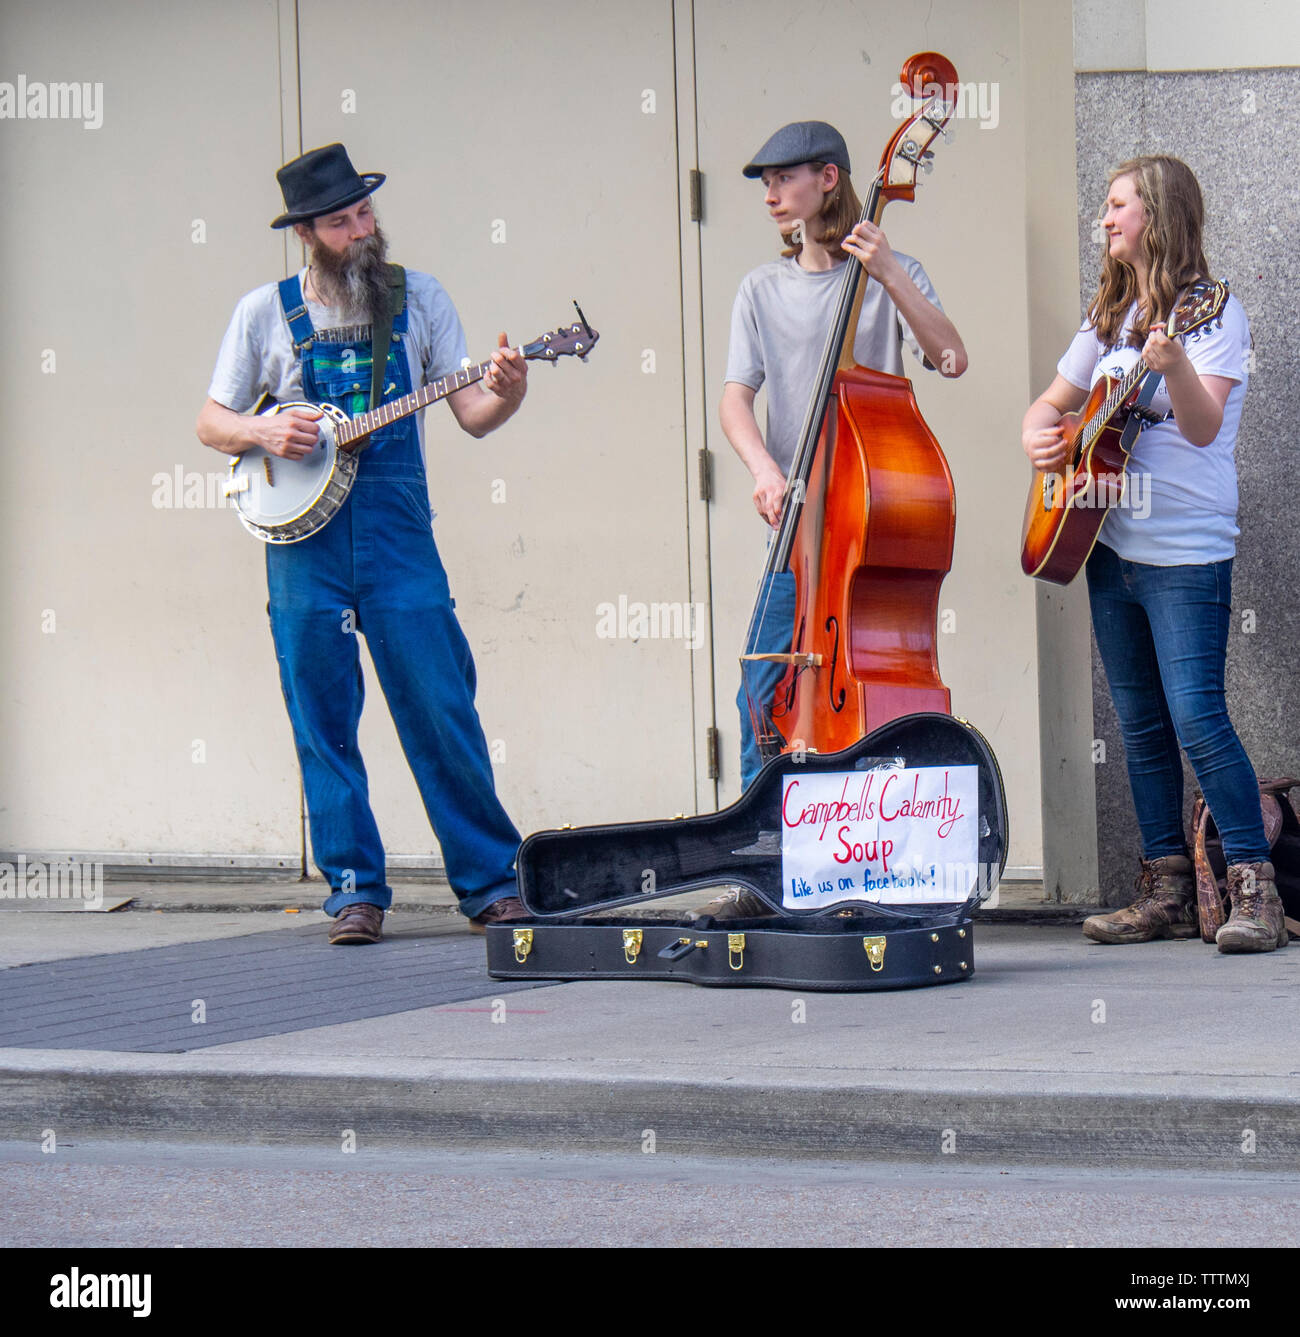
[225,305,599,543]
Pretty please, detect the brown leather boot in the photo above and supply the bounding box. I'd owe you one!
[1082,854,1198,944]
[1216,861,1288,954]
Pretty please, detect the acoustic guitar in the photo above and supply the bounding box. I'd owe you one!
[1019,280,1228,585]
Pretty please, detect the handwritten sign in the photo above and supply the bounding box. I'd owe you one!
[781,765,980,908]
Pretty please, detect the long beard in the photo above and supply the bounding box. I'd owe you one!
[310,223,390,323]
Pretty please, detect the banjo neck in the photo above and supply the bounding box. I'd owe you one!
[335,356,495,448]
[333,306,598,449]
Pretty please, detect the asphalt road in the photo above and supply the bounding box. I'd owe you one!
[3,1138,1298,1249]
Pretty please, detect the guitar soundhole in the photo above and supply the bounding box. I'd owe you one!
[825,616,846,713]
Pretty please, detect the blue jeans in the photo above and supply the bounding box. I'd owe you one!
[264,285,520,919]
[266,470,521,919]
[1086,541,1268,865]
[737,569,797,790]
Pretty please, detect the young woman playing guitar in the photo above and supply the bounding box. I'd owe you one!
[1022,155,1285,954]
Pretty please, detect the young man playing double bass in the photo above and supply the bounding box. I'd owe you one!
[197,144,530,944]
[703,120,967,921]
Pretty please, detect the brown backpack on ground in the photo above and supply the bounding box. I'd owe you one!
[1192,777,1300,943]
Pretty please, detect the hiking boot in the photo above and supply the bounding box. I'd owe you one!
[1082,854,1197,944]
[1216,861,1288,954]
[328,902,384,944]
[683,887,774,923]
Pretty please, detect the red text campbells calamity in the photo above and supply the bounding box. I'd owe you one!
[782,769,965,843]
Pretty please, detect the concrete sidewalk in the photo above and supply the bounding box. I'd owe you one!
[1,882,1297,1173]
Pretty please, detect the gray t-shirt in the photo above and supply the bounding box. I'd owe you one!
[206,267,469,458]
[724,253,940,475]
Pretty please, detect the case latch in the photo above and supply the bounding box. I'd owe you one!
[862,935,886,971]
[623,929,643,964]
[513,928,534,964]
[658,936,708,961]
[727,932,746,970]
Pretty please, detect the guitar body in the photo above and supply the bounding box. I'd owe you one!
[776,366,954,753]
[225,400,357,544]
[1019,372,1139,585]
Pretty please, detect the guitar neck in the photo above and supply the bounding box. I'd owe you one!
[335,357,495,447]
[1075,295,1215,456]
[1077,357,1152,454]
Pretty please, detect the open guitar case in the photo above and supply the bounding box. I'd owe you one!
[486,713,1008,991]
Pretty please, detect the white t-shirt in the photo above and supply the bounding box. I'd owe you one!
[1056,293,1250,565]
[206,268,469,458]
[724,253,939,476]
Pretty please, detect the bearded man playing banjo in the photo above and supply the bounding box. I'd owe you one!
[197,143,530,943]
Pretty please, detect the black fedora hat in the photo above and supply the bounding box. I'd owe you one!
[270,143,385,229]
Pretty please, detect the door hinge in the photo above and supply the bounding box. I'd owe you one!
[706,726,719,780]
[689,169,704,223]
[697,446,712,501]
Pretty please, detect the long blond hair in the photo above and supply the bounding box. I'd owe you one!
[780,164,864,261]
[1088,156,1210,349]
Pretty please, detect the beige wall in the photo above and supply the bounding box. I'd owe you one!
[0,0,299,856]
[2,0,1075,877]
[1074,0,1300,70]
[293,0,701,848]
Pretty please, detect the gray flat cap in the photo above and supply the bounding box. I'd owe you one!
[742,121,851,178]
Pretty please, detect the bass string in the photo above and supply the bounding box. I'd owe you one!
[741,162,888,721]
[780,165,886,512]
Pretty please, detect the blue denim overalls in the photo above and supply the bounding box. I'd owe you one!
[266,273,521,918]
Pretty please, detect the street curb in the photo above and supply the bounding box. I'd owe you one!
[3,1052,1295,1171]
[106,897,1092,923]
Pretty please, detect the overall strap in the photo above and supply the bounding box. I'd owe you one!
[277,274,315,351]
[369,264,407,409]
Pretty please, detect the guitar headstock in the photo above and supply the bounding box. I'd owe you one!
[880,51,959,204]
[1168,280,1229,340]
[521,302,599,363]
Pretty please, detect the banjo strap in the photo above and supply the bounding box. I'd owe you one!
[368,263,406,413]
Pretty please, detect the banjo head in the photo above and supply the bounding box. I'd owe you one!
[226,401,356,543]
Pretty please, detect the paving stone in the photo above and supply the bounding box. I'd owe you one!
[0,916,552,1053]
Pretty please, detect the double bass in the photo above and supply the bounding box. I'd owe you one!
[741,52,961,762]
[491,55,1010,935]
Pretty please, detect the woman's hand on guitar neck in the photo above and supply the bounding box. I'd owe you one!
[1142,322,1231,447]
